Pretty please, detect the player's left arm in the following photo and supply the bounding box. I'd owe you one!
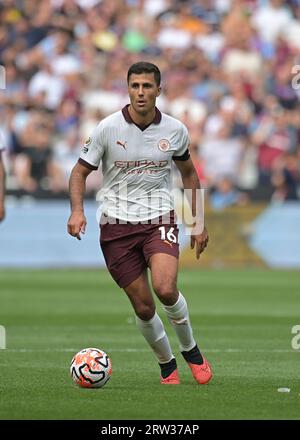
[0,151,6,222]
[174,156,208,259]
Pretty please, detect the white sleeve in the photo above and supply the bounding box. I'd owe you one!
[173,123,190,158]
[79,123,105,169]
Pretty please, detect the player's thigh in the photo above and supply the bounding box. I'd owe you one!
[123,269,156,320]
[148,253,179,305]
[100,223,147,289]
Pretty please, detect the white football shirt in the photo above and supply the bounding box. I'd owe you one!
[79,105,190,221]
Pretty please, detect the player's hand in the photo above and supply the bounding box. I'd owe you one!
[67,210,87,240]
[190,226,209,259]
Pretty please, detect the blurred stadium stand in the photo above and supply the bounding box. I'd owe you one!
[1,0,300,267]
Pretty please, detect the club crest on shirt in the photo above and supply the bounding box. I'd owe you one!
[158,139,170,152]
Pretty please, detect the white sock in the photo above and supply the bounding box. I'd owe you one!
[135,312,174,364]
[163,292,196,352]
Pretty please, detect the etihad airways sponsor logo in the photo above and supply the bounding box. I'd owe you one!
[114,160,168,169]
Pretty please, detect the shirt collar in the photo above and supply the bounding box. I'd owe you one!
[122,104,162,131]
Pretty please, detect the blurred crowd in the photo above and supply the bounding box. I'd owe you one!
[1,0,300,208]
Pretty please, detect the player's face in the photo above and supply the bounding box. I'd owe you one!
[128,73,161,116]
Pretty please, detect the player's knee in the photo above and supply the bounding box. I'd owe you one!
[135,303,155,321]
[153,284,177,306]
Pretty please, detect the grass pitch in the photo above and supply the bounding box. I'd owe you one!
[0,268,299,420]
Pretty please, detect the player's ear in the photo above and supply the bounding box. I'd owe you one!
[157,86,161,97]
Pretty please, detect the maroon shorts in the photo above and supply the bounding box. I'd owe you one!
[100,211,179,288]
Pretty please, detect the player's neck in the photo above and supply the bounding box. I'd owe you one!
[128,105,156,127]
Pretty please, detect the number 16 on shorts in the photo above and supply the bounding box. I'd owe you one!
[158,226,177,244]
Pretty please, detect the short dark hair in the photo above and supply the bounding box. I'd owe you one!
[127,62,161,86]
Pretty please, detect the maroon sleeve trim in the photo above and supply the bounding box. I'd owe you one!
[172,148,190,161]
[78,158,98,170]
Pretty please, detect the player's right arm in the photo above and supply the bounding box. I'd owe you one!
[68,122,104,240]
[67,162,93,240]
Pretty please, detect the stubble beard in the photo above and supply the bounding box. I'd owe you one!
[134,100,156,117]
